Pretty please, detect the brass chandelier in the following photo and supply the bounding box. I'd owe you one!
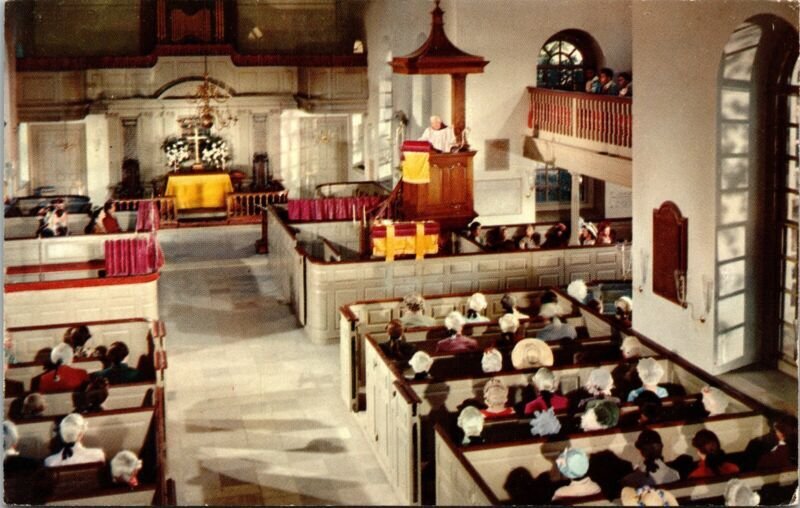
[188,57,238,130]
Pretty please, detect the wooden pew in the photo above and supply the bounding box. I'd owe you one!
[3,212,137,240]
[3,232,138,268]
[4,274,160,329]
[7,318,155,366]
[340,288,592,411]
[5,358,105,393]
[5,381,156,419]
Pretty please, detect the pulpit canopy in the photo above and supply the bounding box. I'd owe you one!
[390,0,489,75]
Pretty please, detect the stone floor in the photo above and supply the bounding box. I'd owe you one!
[160,255,398,506]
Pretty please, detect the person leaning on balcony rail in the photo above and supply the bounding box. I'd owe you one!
[584,68,601,94]
[597,67,619,95]
[617,72,633,97]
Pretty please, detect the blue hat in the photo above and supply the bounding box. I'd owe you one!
[557,447,590,479]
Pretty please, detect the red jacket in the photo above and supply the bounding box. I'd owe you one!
[524,394,569,415]
[435,335,479,353]
[688,460,739,479]
[36,366,89,393]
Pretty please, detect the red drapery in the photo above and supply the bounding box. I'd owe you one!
[104,234,165,277]
[286,196,383,221]
[135,202,160,232]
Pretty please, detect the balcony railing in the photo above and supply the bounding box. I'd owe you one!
[226,190,289,223]
[528,87,632,149]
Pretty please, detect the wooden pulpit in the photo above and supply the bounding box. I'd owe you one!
[401,151,476,230]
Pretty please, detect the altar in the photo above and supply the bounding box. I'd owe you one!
[164,172,233,210]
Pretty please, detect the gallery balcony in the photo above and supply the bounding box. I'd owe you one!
[524,87,632,187]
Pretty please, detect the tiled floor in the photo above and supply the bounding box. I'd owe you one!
[160,253,398,506]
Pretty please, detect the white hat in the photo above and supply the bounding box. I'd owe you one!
[616,296,633,313]
[498,313,520,334]
[444,311,467,333]
[585,368,614,396]
[409,351,433,374]
[556,447,590,479]
[584,222,598,238]
[701,386,730,416]
[3,420,18,452]
[567,280,589,302]
[532,367,558,392]
[511,339,554,369]
[403,293,425,312]
[59,413,88,444]
[468,293,488,312]
[481,348,503,373]
[50,343,74,366]
[539,302,562,319]
[620,336,643,358]
[457,406,485,444]
[621,486,679,506]
[637,358,664,386]
[111,450,143,484]
[724,479,760,507]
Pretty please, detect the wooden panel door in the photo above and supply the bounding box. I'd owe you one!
[29,124,87,195]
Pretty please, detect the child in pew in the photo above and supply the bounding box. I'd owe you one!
[687,429,740,479]
[627,357,668,402]
[35,343,89,394]
[622,430,681,487]
[111,450,143,487]
[536,303,578,342]
[91,342,141,384]
[378,320,417,368]
[45,413,106,467]
[552,447,602,500]
[400,293,436,328]
[435,312,479,353]
[524,367,568,415]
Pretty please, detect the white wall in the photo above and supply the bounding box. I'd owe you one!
[85,114,111,204]
[363,0,632,224]
[630,0,797,374]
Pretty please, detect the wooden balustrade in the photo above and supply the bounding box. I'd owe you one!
[226,190,289,223]
[113,197,178,226]
[528,87,632,148]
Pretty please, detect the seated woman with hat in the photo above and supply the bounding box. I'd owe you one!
[536,303,577,342]
[45,413,106,467]
[627,357,668,402]
[435,312,479,353]
[481,378,515,418]
[379,319,417,368]
[36,343,89,394]
[511,338,554,370]
[552,447,602,500]
[524,367,568,415]
[400,293,436,328]
[465,292,490,323]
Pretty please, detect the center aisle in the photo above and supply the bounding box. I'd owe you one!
[159,255,398,505]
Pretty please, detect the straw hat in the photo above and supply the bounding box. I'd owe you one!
[621,486,679,506]
[511,339,554,369]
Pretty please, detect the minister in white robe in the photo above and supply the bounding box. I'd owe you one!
[420,115,456,153]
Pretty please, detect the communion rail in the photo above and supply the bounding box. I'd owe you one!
[226,190,289,223]
[528,87,632,148]
[114,197,178,226]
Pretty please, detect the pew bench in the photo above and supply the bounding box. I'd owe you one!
[5,381,156,420]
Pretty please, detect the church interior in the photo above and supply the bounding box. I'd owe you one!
[2,0,798,505]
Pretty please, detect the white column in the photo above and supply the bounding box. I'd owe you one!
[569,170,582,246]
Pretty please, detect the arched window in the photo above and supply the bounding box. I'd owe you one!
[537,30,600,91]
[714,15,798,372]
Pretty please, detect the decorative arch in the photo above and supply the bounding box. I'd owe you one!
[714,14,798,372]
[153,76,237,99]
[536,29,603,91]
